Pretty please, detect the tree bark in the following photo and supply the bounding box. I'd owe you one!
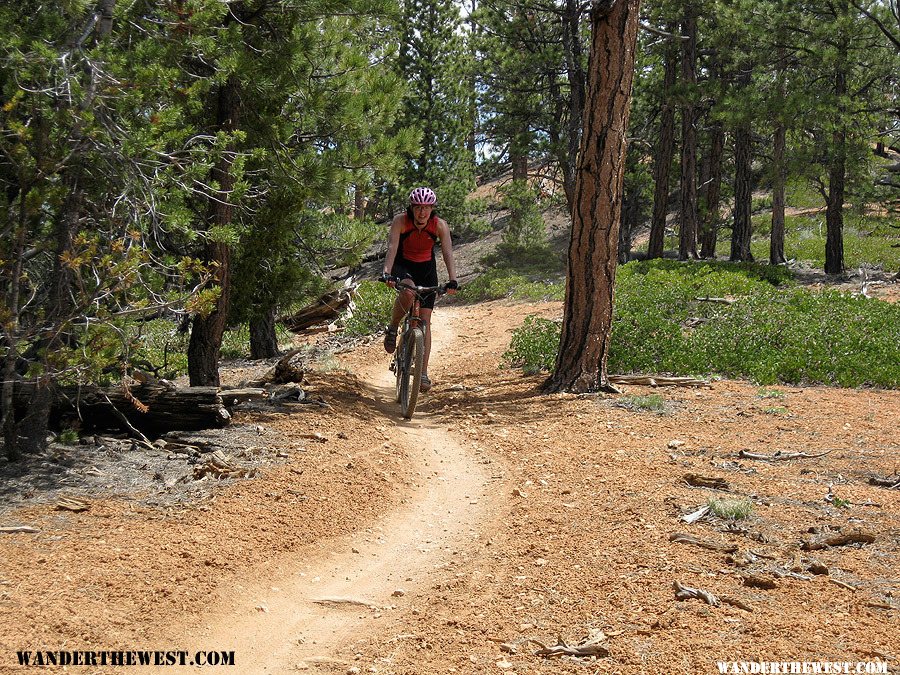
[250,307,280,359]
[730,61,754,262]
[770,119,787,264]
[619,176,640,264]
[770,45,787,265]
[648,21,678,260]
[730,119,754,261]
[699,120,724,258]
[825,53,847,275]
[678,8,699,260]
[545,0,640,394]
[559,0,587,212]
[188,75,240,386]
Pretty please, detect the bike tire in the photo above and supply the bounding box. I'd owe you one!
[400,328,425,419]
[394,334,404,404]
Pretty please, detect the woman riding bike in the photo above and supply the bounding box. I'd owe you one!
[381,187,458,393]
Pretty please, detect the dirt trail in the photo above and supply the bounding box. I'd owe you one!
[167,311,501,674]
[2,300,899,675]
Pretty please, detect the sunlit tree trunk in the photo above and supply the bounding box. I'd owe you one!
[545,0,640,394]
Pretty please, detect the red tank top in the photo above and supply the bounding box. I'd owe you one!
[399,215,439,263]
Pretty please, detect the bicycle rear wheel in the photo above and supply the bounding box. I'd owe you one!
[399,327,425,418]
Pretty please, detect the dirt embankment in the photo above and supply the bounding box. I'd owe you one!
[1,300,899,675]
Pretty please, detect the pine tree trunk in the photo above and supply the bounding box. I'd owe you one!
[678,9,699,260]
[825,57,847,275]
[545,0,640,394]
[825,127,846,274]
[188,76,240,387]
[730,120,754,261]
[698,53,725,260]
[619,180,640,264]
[648,21,677,260]
[250,307,280,360]
[353,185,366,221]
[699,121,724,258]
[561,0,586,213]
[770,120,787,265]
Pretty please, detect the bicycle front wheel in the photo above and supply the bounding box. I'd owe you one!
[399,327,425,419]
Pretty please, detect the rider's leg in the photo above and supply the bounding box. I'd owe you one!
[389,282,415,328]
[420,307,433,374]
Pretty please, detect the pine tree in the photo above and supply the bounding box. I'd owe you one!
[397,0,475,230]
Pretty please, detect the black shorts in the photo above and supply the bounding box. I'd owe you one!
[392,257,439,310]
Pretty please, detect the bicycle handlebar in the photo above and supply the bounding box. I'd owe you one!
[380,276,455,296]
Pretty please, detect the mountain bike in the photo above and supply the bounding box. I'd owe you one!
[383,280,449,419]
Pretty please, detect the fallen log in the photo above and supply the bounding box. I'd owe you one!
[280,284,356,332]
[608,374,710,388]
[49,383,230,437]
[801,529,876,551]
[739,448,834,461]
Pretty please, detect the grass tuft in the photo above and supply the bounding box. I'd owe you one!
[707,497,754,520]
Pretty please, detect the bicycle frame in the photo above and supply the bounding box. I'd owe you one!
[387,282,446,418]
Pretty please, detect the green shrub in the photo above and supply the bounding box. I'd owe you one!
[458,269,564,303]
[502,259,900,388]
[343,280,396,337]
[501,315,561,374]
[130,319,189,378]
[499,180,546,250]
[58,428,80,445]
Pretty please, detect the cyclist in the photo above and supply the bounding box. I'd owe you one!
[381,187,458,393]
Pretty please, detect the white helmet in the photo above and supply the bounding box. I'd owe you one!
[408,187,437,205]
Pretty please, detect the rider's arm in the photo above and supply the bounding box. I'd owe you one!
[383,214,404,276]
[437,218,457,283]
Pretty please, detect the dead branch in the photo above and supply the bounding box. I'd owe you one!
[683,473,730,490]
[739,449,835,461]
[608,374,710,388]
[669,532,738,553]
[828,578,858,592]
[673,580,720,606]
[720,595,754,612]
[312,597,380,610]
[801,530,876,551]
[680,505,710,524]
[741,574,779,590]
[532,631,609,659]
[695,296,735,304]
[0,526,40,534]
[868,475,900,489]
[102,393,154,449]
[56,497,89,512]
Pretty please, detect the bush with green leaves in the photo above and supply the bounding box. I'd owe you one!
[458,269,564,303]
[343,280,396,337]
[502,259,900,388]
[499,179,546,250]
[501,315,561,375]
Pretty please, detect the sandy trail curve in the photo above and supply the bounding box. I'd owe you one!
[178,310,499,674]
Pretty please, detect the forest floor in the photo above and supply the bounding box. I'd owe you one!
[1,291,900,674]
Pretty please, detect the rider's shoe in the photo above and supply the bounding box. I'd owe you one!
[383,326,398,354]
[420,373,432,393]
